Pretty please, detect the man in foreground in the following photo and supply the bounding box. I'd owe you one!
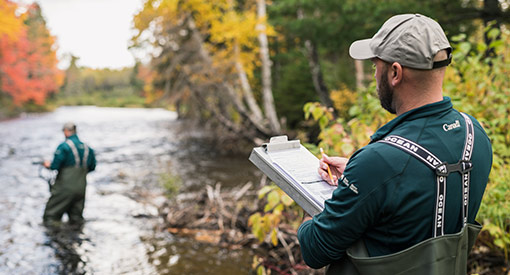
[43,122,96,226]
[298,14,492,273]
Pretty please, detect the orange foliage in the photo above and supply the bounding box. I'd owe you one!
[0,2,63,105]
[136,63,162,103]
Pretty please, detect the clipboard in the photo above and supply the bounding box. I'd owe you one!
[249,136,336,216]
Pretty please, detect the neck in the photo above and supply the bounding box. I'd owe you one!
[393,85,444,116]
[393,70,445,116]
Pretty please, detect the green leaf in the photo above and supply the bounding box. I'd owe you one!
[262,215,271,232]
[312,107,324,121]
[266,190,280,209]
[476,42,487,53]
[489,40,503,51]
[349,105,360,117]
[270,228,278,246]
[451,33,466,42]
[274,203,284,213]
[258,185,274,199]
[319,115,329,129]
[248,213,261,227]
[281,194,294,206]
[303,102,314,120]
[458,42,471,55]
[487,28,500,40]
[494,238,505,249]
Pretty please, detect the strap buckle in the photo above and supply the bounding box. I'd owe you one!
[435,160,473,177]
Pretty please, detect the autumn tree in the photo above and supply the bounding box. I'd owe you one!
[0,1,62,106]
[23,3,63,103]
[132,0,282,144]
[0,0,27,105]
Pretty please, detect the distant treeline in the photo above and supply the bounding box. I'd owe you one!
[54,57,150,108]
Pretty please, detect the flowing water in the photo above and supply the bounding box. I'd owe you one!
[0,106,260,274]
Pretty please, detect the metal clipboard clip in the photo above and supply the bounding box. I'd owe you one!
[262,135,300,152]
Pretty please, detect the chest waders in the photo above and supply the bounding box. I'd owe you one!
[327,113,480,275]
[43,140,89,223]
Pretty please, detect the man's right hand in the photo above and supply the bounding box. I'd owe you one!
[43,160,51,169]
[318,154,349,186]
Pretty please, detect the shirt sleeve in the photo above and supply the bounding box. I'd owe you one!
[87,147,96,172]
[297,146,397,268]
[49,143,68,170]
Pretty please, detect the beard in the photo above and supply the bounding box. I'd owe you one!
[377,66,396,114]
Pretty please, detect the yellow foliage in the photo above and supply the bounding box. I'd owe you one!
[183,0,219,29]
[158,0,179,15]
[330,86,357,119]
[249,184,302,247]
[132,0,277,90]
[0,0,24,41]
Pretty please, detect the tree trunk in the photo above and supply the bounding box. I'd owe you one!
[257,0,281,134]
[303,39,335,111]
[297,8,336,113]
[234,44,264,122]
[354,60,365,90]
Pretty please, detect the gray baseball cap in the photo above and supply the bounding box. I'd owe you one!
[349,14,451,70]
[62,122,76,131]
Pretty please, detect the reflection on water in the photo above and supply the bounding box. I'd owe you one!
[0,106,259,274]
[144,232,254,275]
[43,224,87,274]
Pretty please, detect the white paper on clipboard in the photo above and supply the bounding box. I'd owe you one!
[267,146,336,210]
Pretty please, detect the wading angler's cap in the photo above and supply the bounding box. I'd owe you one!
[349,14,452,69]
[62,122,76,132]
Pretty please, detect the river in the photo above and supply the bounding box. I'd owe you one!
[0,106,260,274]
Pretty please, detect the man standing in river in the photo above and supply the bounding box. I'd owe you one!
[43,122,96,226]
[298,14,492,273]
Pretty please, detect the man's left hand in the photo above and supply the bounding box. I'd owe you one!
[302,213,312,224]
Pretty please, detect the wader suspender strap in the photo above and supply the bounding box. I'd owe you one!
[378,113,474,237]
[65,140,89,168]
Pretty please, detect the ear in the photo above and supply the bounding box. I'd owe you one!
[389,62,403,86]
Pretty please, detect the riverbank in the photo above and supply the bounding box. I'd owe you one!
[157,179,324,275]
[0,95,53,121]
[0,89,149,122]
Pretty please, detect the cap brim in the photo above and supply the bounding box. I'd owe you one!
[349,39,375,60]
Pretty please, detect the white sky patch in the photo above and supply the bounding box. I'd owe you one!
[16,0,145,69]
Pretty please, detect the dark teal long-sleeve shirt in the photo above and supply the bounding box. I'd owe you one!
[50,134,96,172]
[297,97,492,269]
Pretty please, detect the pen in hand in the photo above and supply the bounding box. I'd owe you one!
[320,148,335,184]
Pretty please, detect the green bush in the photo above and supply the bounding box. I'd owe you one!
[52,88,148,108]
[159,172,182,199]
[445,26,510,260]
